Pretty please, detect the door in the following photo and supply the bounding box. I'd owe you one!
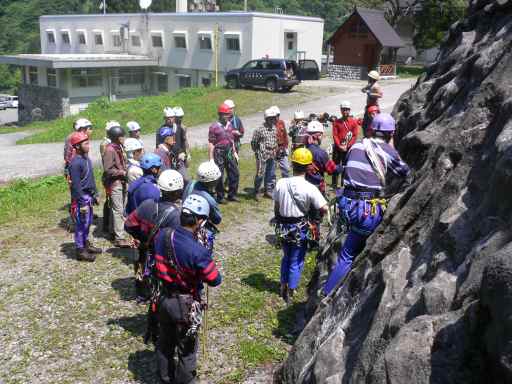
[284,32,297,61]
[298,60,320,80]
[240,60,264,86]
[364,44,377,71]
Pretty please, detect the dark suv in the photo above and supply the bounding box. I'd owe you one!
[225,58,301,92]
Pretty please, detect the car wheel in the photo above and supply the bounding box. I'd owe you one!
[265,79,277,92]
[226,77,239,89]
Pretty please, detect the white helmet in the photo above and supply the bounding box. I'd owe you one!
[105,120,121,131]
[271,105,281,115]
[306,120,324,134]
[174,106,184,117]
[163,107,175,118]
[368,70,380,81]
[158,170,184,192]
[75,118,92,131]
[340,101,351,109]
[124,138,143,152]
[126,121,141,132]
[224,99,235,109]
[197,161,221,183]
[294,110,305,120]
[264,107,278,118]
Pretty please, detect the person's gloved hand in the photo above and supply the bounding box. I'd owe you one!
[93,195,100,206]
[79,205,89,214]
[178,152,186,161]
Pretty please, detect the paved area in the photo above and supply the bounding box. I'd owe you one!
[1,79,414,183]
[0,108,18,125]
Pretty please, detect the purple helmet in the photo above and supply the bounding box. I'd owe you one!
[371,113,396,132]
[159,126,175,138]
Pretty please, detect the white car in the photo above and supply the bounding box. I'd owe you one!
[0,97,8,110]
[6,96,18,108]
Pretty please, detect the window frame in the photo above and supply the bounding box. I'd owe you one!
[60,29,71,45]
[172,31,188,49]
[46,29,56,45]
[118,68,145,86]
[198,31,213,51]
[224,32,241,53]
[47,68,57,87]
[151,31,164,48]
[28,66,38,85]
[177,74,191,89]
[111,31,122,48]
[130,31,142,48]
[71,68,103,88]
[93,30,104,46]
[76,29,87,45]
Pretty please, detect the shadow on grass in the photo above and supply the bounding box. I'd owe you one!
[241,272,280,295]
[108,312,147,338]
[273,301,307,345]
[107,247,137,266]
[128,349,159,384]
[60,242,77,260]
[265,234,279,247]
[112,276,137,301]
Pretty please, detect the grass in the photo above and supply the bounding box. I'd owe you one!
[16,85,335,145]
[397,65,425,78]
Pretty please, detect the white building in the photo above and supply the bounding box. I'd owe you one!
[0,8,323,123]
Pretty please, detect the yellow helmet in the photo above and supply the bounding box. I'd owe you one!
[291,148,313,165]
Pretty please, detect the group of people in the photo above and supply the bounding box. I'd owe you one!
[61,69,411,383]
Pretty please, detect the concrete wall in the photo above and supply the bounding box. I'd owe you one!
[328,64,367,80]
[18,84,68,124]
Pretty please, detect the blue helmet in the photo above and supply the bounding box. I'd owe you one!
[183,194,210,218]
[159,126,175,139]
[140,153,162,170]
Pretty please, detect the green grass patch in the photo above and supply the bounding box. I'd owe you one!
[397,65,425,78]
[17,85,322,145]
[239,340,277,366]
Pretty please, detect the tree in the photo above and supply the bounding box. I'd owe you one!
[413,0,466,50]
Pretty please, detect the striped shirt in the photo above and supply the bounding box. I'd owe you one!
[343,140,410,191]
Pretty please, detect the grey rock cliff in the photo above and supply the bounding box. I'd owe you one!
[276,0,512,383]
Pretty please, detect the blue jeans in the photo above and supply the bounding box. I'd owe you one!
[280,224,308,289]
[74,195,93,249]
[254,157,276,193]
[323,196,384,295]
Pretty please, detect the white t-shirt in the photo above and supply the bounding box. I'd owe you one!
[127,159,143,184]
[273,176,327,218]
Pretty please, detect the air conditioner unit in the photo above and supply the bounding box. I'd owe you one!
[286,33,294,39]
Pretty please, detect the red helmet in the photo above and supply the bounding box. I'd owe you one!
[69,131,89,147]
[368,105,380,114]
[218,103,231,114]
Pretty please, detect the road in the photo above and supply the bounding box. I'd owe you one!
[0,108,18,125]
[1,79,414,183]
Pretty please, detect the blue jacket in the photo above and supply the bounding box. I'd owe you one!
[183,180,222,225]
[69,154,97,202]
[126,174,160,215]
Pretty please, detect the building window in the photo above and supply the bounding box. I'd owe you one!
[174,35,187,49]
[47,68,57,87]
[350,20,369,36]
[131,35,141,47]
[71,69,103,88]
[202,77,211,87]
[151,34,163,48]
[29,67,38,85]
[225,34,240,52]
[178,75,191,88]
[77,31,87,45]
[112,33,122,47]
[94,32,103,46]
[119,68,145,85]
[198,35,212,50]
[61,31,71,45]
[47,31,55,44]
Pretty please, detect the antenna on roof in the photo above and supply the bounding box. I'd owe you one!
[139,0,152,10]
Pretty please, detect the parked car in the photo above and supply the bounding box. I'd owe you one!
[297,59,321,80]
[225,58,301,92]
[6,96,18,108]
[0,96,8,110]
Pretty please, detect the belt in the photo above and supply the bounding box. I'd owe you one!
[343,187,380,200]
[277,216,306,224]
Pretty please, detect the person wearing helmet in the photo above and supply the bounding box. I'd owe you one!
[125,169,184,304]
[154,194,222,384]
[224,99,244,152]
[208,103,240,203]
[124,138,145,184]
[127,121,144,146]
[100,120,121,161]
[305,120,340,195]
[68,131,102,262]
[251,108,279,200]
[102,123,131,247]
[169,106,190,180]
[273,148,328,303]
[289,110,308,150]
[362,70,383,137]
[323,113,410,296]
[183,161,222,226]
[271,105,290,181]
[64,118,93,176]
[126,153,162,216]
[155,126,177,171]
[156,107,176,147]
[331,101,360,189]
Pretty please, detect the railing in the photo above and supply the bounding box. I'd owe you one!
[379,64,396,76]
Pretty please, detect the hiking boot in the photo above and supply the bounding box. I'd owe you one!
[216,198,226,205]
[76,248,96,262]
[227,196,240,203]
[114,238,132,248]
[86,241,102,254]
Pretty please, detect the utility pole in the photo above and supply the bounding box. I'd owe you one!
[244,0,247,11]
[102,0,106,14]
[214,23,219,87]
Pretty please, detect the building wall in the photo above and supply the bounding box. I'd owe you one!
[331,14,380,68]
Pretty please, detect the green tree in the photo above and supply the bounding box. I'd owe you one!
[413,0,466,50]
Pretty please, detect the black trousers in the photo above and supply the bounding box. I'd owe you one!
[156,295,198,384]
[214,147,239,200]
[331,145,347,187]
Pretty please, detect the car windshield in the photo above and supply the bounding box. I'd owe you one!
[243,61,259,69]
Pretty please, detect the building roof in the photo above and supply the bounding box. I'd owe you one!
[40,11,323,23]
[0,53,158,68]
[327,7,404,48]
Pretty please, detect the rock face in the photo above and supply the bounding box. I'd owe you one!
[277,1,512,383]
